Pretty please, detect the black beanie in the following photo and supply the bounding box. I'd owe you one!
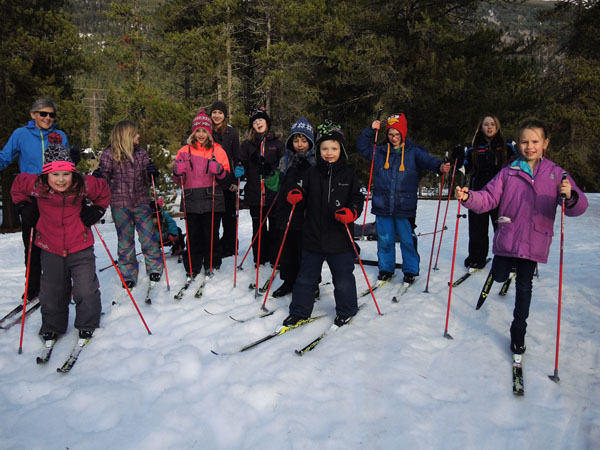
[210,100,228,118]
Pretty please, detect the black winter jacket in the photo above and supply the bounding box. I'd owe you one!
[301,155,364,254]
[239,133,285,206]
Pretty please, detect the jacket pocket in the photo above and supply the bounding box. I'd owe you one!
[530,223,552,260]
[493,222,517,255]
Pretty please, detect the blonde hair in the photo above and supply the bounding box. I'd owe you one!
[187,129,213,149]
[109,121,138,164]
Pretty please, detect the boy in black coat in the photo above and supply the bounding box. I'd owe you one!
[283,121,364,327]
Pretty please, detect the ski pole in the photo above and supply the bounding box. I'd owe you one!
[151,175,170,290]
[237,192,279,270]
[433,158,458,270]
[93,225,151,335]
[255,137,267,298]
[344,222,382,315]
[424,156,447,293]
[261,204,296,311]
[549,171,568,383]
[233,175,241,287]
[444,199,466,339]
[180,179,194,278]
[361,107,383,236]
[208,175,216,276]
[417,226,447,237]
[18,228,34,354]
[99,251,142,272]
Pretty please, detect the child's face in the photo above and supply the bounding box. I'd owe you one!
[211,110,225,125]
[320,140,341,163]
[387,129,403,148]
[252,118,268,134]
[293,135,310,153]
[481,116,498,139]
[48,171,73,192]
[195,128,210,146]
[519,127,548,163]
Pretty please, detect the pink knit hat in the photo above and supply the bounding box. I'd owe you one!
[192,109,213,136]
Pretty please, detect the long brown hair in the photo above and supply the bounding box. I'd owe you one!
[470,114,508,171]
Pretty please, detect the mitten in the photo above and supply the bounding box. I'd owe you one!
[334,207,358,224]
[257,156,274,177]
[80,202,105,227]
[146,162,159,178]
[286,188,303,205]
[17,201,39,228]
[451,145,465,168]
[234,165,245,179]
[70,146,81,166]
[208,158,224,176]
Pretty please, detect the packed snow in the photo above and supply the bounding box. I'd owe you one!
[0,195,598,450]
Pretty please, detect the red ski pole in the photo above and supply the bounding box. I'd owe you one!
[209,175,216,275]
[180,179,194,278]
[549,172,568,383]
[361,107,383,236]
[254,137,267,298]
[344,222,382,315]
[237,192,279,270]
[233,176,241,288]
[444,199,466,339]
[151,175,170,290]
[18,228,34,354]
[433,159,458,270]
[424,168,446,293]
[261,204,296,310]
[93,225,151,334]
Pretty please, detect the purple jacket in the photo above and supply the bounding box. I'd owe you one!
[99,146,151,208]
[463,158,588,263]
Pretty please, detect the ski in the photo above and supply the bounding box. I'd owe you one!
[475,271,495,310]
[355,259,402,269]
[392,280,416,302]
[499,272,516,296]
[36,337,57,364]
[451,257,492,287]
[512,353,525,396]
[249,270,278,293]
[358,278,392,299]
[229,307,278,323]
[211,314,326,355]
[194,275,207,298]
[0,303,25,327]
[174,275,195,300]
[0,300,41,330]
[57,336,91,373]
[295,304,364,355]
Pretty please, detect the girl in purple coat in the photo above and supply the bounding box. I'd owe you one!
[455,120,588,355]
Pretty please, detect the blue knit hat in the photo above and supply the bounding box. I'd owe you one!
[285,117,314,152]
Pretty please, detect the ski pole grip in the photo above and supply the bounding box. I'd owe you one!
[560,171,567,199]
[376,107,383,121]
[457,214,466,218]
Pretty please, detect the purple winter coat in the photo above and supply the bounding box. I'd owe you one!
[99,146,151,208]
[462,158,588,264]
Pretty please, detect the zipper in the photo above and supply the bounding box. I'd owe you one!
[39,129,46,164]
[327,164,332,203]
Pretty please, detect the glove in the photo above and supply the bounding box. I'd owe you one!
[257,156,274,178]
[334,207,358,224]
[286,188,303,205]
[451,145,464,169]
[70,146,81,166]
[80,203,105,227]
[234,165,245,179]
[92,167,103,178]
[167,234,178,245]
[146,162,159,178]
[207,158,224,176]
[17,201,39,228]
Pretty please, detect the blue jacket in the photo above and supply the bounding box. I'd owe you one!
[0,121,69,174]
[357,126,442,217]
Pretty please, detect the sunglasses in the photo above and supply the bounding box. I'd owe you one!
[35,111,56,118]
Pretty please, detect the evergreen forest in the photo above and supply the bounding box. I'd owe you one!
[1,0,599,229]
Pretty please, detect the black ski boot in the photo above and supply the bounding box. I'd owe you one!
[510,325,526,354]
[273,281,294,298]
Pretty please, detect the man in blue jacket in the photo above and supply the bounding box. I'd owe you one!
[0,99,72,300]
[357,113,450,284]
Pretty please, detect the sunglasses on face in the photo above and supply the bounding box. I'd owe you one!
[35,111,56,118]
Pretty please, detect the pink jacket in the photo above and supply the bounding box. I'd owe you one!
[11,173,111,257]
[463,158,588,263]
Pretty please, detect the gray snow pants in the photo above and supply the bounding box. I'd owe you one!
[39,247,101,335]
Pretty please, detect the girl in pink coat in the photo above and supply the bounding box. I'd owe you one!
[11,135,110,343]
[456,120,588,355]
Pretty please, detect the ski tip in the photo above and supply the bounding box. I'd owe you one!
[295,349,304,356]
[210,350,219,355]
[392,296,398,303]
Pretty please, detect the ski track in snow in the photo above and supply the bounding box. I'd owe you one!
[0,198,599,450]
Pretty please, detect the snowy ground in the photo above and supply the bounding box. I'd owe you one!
[0,195,598,450]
